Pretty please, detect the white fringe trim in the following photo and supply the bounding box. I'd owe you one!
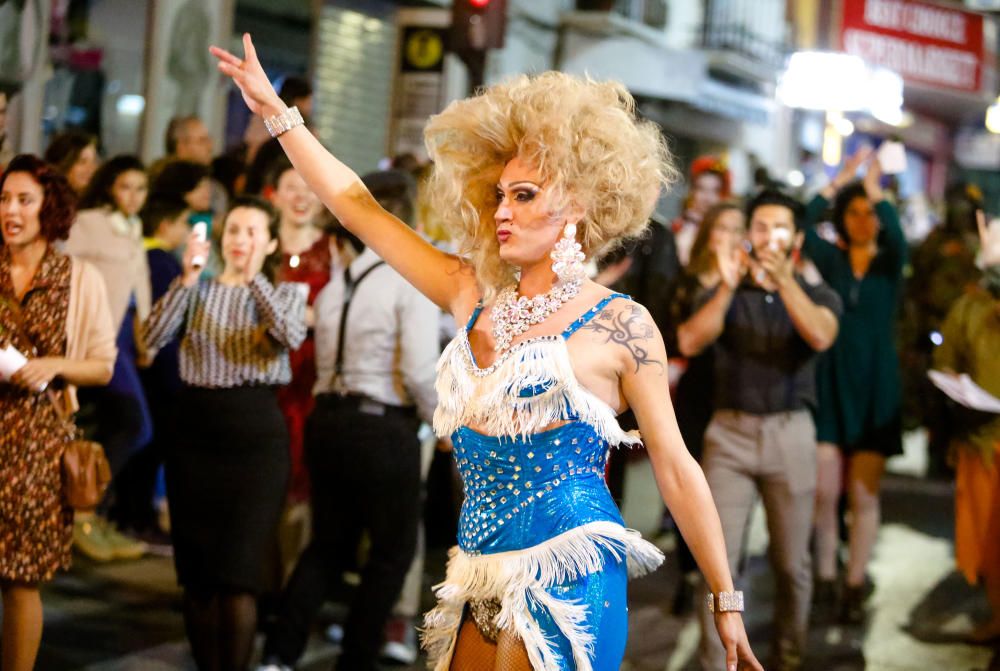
[421,521,664,670]
[433,335,641,447]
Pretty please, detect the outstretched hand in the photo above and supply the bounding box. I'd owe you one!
[862,153,884,203]
[210,34,284,118]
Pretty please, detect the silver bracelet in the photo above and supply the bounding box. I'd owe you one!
[706,590,744,613]
[264,106,304,138]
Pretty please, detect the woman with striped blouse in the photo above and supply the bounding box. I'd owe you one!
[143,196,307,671]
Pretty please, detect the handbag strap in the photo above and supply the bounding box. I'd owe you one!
[46,387,79,440]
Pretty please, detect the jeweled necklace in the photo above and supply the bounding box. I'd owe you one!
[489,278,582,353]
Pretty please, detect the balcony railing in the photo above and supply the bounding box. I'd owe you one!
[575,0,668,30]
[701,0,788,70]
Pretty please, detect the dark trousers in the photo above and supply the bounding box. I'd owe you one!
[265,394,421,670]
[110,379,178,532]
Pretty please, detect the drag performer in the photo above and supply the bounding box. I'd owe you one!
[212,35,760,671]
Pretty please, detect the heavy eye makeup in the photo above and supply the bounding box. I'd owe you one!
[496,184,540,204]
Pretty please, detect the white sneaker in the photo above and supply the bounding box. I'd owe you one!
[381,640,418,664]
[255,664,292,671]
[381,617,418,664]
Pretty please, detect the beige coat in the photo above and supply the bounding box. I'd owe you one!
[62,258,117,412]
[64,207,152,331]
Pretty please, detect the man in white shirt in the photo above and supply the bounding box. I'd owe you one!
[262,170,438,671]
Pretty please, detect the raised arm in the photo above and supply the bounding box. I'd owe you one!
[801,194,840,276]
[248,276,308,350]
[676,244,745,357]
[210,35,476,314]
[601,302,761,671]
[863,161,907,275]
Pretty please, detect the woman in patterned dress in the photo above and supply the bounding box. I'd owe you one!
[0,154,116,671]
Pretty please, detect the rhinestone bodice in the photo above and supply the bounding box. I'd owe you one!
[436,293,639,556]
[453,421,623,554]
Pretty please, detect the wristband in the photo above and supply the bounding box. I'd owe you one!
[264,106,304,138]
[707,590,744,613]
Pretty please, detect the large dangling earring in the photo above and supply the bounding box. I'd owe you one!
[551,222,586,285]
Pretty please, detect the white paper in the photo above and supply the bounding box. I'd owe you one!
[877,141,907,175]
[928,370,1000,414]
[0,344,28,382]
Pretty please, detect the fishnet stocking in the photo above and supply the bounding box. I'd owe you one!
[495,628,533,670]
[449,617,534,671]
[450,619,495,670]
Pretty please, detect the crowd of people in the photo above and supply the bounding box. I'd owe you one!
[0,39,998,671]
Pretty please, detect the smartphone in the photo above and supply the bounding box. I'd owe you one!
[191,222,208,269]
[770,227,791,251]
[189,212,212,234]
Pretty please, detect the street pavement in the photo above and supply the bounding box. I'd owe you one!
[13,467,1000,670]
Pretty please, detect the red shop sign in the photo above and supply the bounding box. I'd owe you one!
[839,0,986,93]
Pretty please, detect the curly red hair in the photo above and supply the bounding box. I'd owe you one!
[689,155,731,198]
[0,154,78,241]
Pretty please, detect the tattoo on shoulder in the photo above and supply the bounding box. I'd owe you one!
[582,304,664,374]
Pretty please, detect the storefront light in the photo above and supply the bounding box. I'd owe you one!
[778,52,870,111]
[833,116,855,137]
[822,122,842,167]
[987,98,1000,134]
[778,51,905,124]
[116,95,145,116]
[871,105,903,126]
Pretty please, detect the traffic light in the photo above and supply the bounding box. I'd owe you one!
[451,0,507,52]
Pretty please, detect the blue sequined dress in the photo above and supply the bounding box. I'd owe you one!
[423,293,664,670]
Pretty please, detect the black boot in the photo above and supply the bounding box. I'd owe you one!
[839,584,866,625]
[812,578,838,626]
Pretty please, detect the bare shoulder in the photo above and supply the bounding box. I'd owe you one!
[576,295,666,375]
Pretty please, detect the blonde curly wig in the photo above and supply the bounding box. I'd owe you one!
[423,71,677,296]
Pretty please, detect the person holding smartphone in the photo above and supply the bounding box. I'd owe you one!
[142,196,307,671]
[679,189,842,671]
